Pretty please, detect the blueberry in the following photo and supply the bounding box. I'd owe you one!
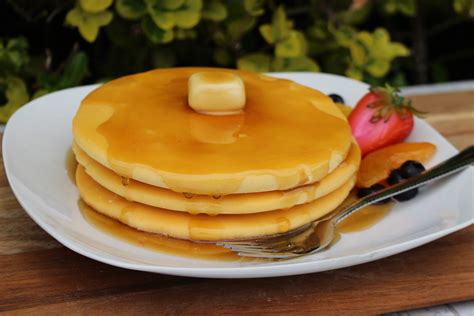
[387,167,420,202]
[328,94,345,104]
[399,160,425,178]
[387,169,405,185]
[394,188,419,202]
[357,183,389,204]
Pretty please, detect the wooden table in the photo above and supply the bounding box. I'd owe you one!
[1,90,473,315]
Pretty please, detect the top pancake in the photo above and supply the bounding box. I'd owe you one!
[73,68,352,195]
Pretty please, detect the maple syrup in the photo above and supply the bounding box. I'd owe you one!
[337,192,393,233]
[73,68,352,194]
[75,165,356,242]
[69,68,390,259]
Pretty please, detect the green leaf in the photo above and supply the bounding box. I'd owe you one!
[149,10,175,30]
[56,52,89,89]
[345,65,363,80]
[244,0,265,16]
[227,16,255,40]
[389,43,410,57]
[237,53,271,72]
[184,0,203,11]
[34,50,89,95]
[366,59,390,77]
[65,6,113,42]
[272,56,320,72]
[79,0,113,13]
[349,41,368,65]
[275,31,307,58]
[115,0,146,20]
[271,6,291,43]
[259,24,274,44]
[344,28,409,78]
[175,0,202,28]
[381,0,416,16]
[0,37,29,76]
[0,76,29,123]
[161,0,185,10]
[330,24,356,46]
[259,5,293,45]
[453,0,474,16]
[370,28,409,60]
[202,0,227,21]
[175,10,201,28]
[142,16,174,43]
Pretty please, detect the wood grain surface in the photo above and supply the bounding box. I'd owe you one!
[0,90,473,315]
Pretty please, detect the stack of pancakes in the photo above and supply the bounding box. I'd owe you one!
[73,68,360,242]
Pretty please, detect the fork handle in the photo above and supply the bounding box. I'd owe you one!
[334,145,474,225]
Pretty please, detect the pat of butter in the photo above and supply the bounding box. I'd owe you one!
[188,72,246,115]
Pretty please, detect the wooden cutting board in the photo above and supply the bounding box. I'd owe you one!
[0,90,473,315]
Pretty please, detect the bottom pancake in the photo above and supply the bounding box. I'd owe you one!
[76,165,356,241]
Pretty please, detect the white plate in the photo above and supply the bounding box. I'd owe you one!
[3,73,473,278]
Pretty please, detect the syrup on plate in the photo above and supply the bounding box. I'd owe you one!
[337,192,393,233]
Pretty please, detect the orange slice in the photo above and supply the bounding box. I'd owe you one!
[357,142,437,188]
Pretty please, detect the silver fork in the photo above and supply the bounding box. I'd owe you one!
[217,146,474,259]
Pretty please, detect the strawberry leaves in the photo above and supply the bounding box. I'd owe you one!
[368,84,424,123]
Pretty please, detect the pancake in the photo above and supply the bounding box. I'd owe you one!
[76,165,356,241]
[74,142,360,214]
[73,67,352,195]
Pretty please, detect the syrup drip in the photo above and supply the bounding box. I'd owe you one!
[121,177,130,186]
[183,192,194,199]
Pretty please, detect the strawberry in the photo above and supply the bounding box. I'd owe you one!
[348,84,422,156]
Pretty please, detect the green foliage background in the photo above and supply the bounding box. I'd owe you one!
[1,0,473,122]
